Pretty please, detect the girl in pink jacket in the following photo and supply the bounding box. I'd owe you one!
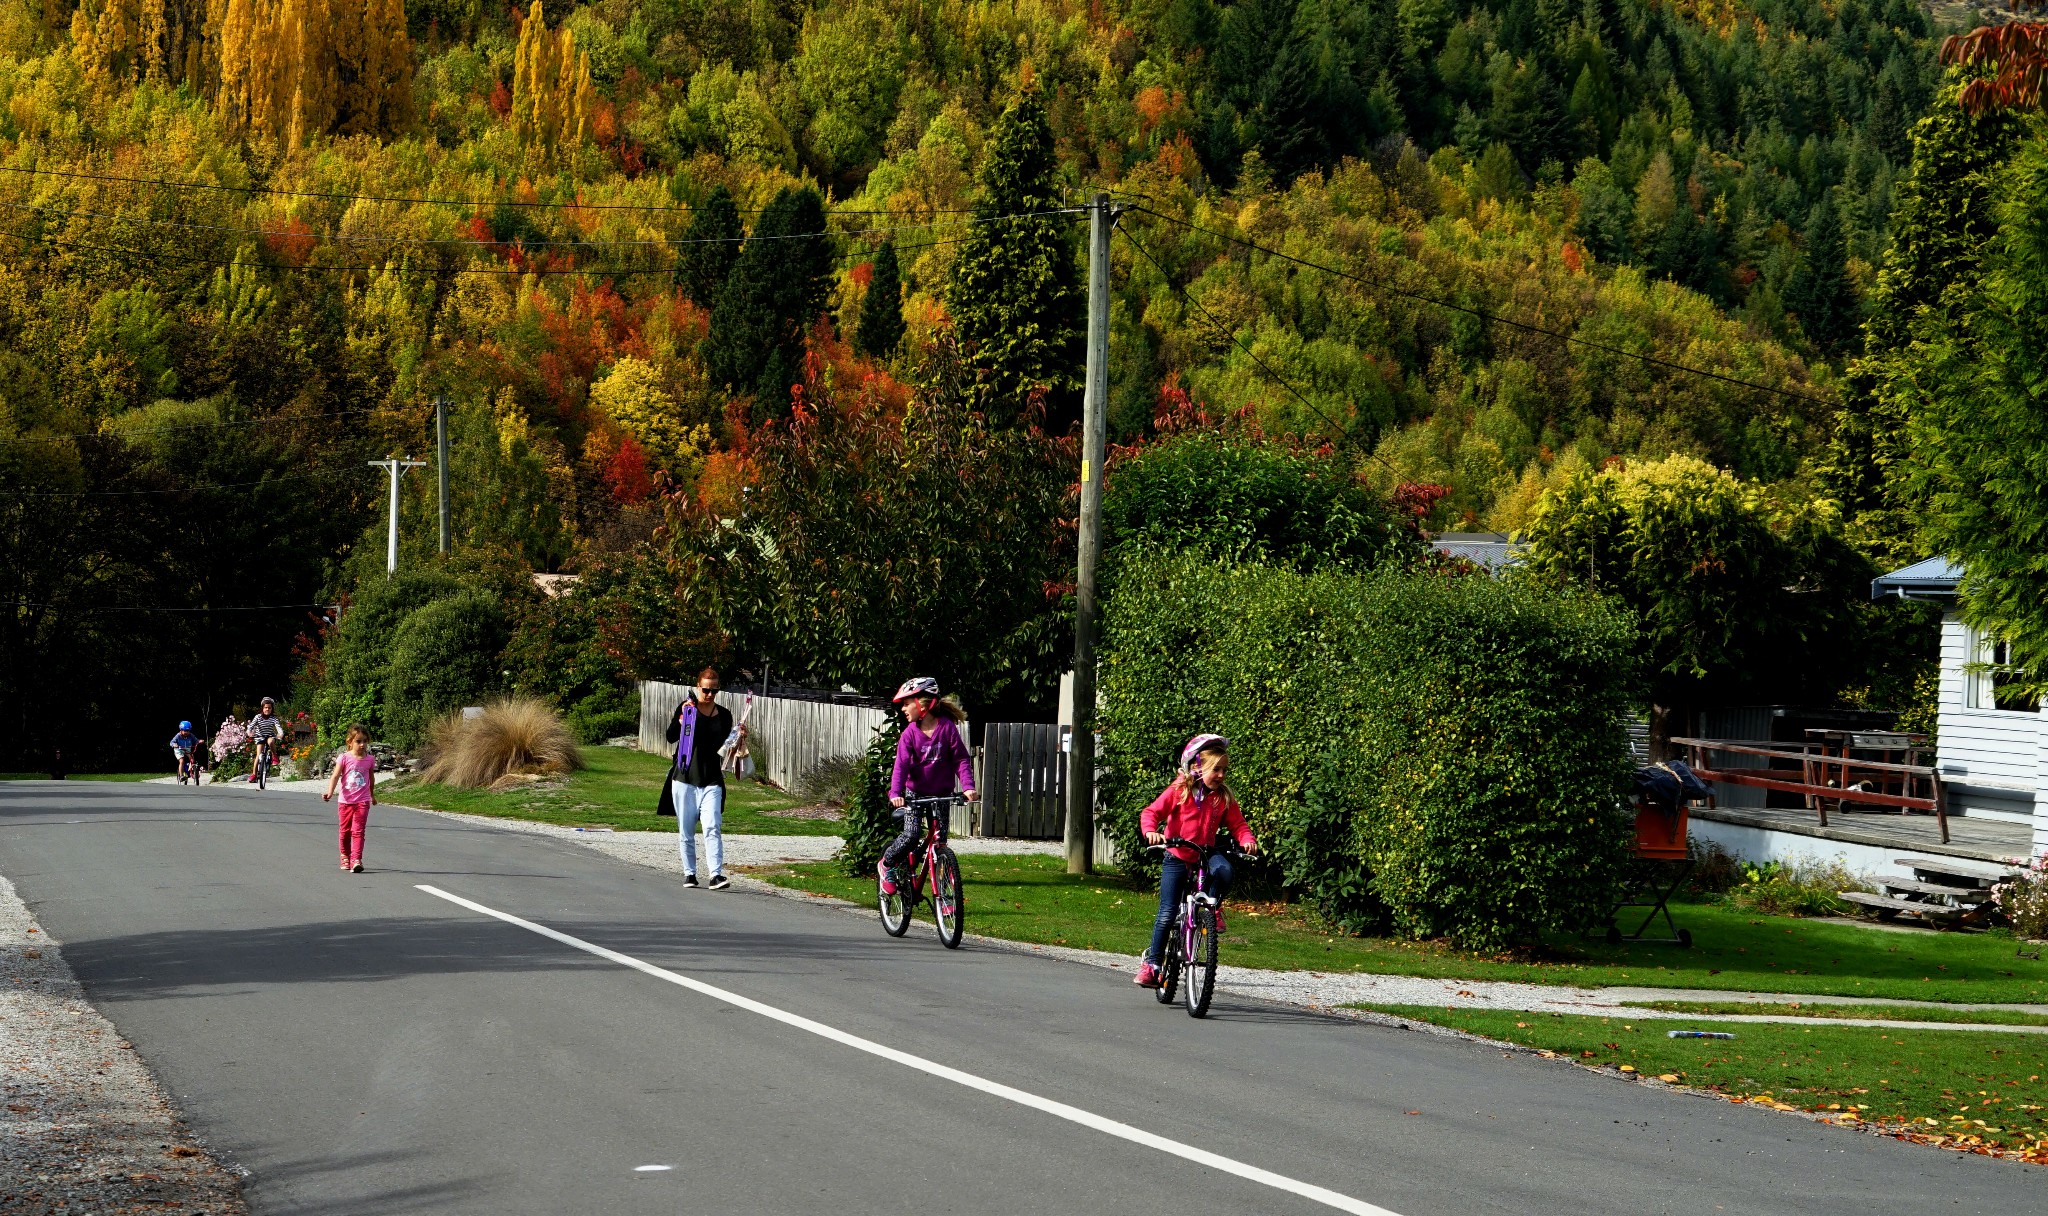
[1134,733,1258,988]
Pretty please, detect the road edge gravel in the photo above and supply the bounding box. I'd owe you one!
[0,873,249,1215]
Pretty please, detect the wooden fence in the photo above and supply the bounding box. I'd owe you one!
[638,682,890,794]
[980,722,1065,838]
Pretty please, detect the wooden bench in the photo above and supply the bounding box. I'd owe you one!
[1839,890,1968,924]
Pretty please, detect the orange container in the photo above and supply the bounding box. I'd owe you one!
[1633,799,1689,860]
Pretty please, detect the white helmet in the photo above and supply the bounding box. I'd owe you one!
[1179,733,1229,774]
[892,676,941,703]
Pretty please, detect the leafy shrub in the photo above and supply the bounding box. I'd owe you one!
[836,715,905,876]
[503,587,640,743]
[419,697,583,789]
[1723,858,1871,917]
[1992,856,2048,940]
[1099,553,1639,951]
[1685,839,1744,894]
[1105,429,1423,572]
[314,571,468,743]
[383,591,514,749]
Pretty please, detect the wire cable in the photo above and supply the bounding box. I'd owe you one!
[0,223,1021,279]
[0,406,380,447]
[10,468,363,495]
[4,600,335,613]
[1117,221,1408,480]
[0,197,1084,249]
[0,163,983,216]
[1119,201,1830,407]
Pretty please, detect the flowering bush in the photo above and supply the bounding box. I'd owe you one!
[210,717,248,763]
[1993,856,2048,940]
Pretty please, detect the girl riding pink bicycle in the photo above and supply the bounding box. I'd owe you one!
[1135,733,1258,990]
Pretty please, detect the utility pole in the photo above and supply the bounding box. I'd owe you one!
[1066,192,1116,876]
[435,397,451,556]
[368,457,426,575]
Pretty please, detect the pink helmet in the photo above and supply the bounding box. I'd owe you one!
[1179,733,1229,774]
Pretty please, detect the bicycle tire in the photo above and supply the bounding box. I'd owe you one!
[932,849,964,949]
[1185,903,1218,1018]
[256,751,267,790]
[1155,927,1181,1005]
[879,867,912,937]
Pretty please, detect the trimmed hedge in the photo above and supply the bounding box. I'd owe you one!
[1098,554,1639,952]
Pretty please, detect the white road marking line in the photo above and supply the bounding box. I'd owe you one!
[633,1165,673,1172]
[416,885,1403,1216]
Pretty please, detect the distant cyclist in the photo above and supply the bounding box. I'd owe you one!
[169,721,201,783]
[247,698,285,781]
[880,677,978,895]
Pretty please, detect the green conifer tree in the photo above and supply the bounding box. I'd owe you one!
[854,241,905,360]
[1784,201,1859,355]
[703,186,834,415]
[676,185,743,310]
[945,87,1081,429]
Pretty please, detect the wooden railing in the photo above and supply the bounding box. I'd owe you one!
[1669,736,1949,843]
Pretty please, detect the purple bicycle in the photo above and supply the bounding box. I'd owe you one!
[1145,836,1240,1018]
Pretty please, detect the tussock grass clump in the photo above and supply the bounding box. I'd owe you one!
[421,697,582,789]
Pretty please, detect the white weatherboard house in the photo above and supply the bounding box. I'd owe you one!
[1871,558,2048,859]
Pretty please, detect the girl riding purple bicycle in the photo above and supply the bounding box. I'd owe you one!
[1134,733,1258,989]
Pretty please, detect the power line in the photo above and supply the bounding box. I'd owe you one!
[0,197,1083,249]
[1117,222,1408,481]
[0,406,380,447]
[0,223,1020,279]
[5,600,334,613]
[0,163,983,216]
[9,468,360,496]
[1119,201,1830,408]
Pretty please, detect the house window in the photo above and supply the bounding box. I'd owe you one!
[1969,633,2041,713]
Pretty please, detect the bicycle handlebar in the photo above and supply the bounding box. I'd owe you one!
[901,793,968,809]
[1144,836,1250,857]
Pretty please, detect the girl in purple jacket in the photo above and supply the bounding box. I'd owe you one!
[880,676,979,894]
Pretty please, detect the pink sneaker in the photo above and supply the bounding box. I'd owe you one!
[877,863,898,896]
[1133,962,1160,988]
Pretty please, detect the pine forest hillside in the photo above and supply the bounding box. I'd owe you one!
[0,0,1962,765]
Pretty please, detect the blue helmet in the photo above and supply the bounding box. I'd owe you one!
[179,721,193,731]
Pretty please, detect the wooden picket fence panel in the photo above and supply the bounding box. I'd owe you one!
[980,722,1065,839]
[639,681,888,793]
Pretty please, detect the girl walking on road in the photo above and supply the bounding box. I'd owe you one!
[322,725,377,873]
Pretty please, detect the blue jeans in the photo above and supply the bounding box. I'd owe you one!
[672,781,724,877]
[1146,853,1234,965]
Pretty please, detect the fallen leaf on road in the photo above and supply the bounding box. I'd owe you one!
[1620,1065,1637,1073]
[1404,1110,1420,1116]
[1657,1074,1679,1083]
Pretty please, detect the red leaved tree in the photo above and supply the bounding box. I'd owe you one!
[1944,2,2048,113]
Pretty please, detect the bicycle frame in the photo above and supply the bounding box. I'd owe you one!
[899,795,958,900]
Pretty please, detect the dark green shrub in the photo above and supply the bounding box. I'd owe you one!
[1105,431,1423,572]
[314,571,467,744]
[503,590,640,743]
[382,591,513,748]
[836,715,905,876]
[1098,553,1639,952]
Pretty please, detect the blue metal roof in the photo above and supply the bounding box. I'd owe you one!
[1870,556,1963,601]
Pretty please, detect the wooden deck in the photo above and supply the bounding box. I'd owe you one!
[1690,804,2032,864]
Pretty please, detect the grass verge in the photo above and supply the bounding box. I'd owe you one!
[1354,1004,2048,1160]
[1624,1001,2048,1027]
[757,853,2048,1002]
[379,746,835,835]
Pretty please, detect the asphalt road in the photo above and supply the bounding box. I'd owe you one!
[1,781,2040,1215]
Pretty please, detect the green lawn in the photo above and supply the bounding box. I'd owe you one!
[1355,1005,2048,1156]
[379,746,838,836]
[0,772,157,781]
[1625,1001,2048,1027]
[758,853,2048,1003]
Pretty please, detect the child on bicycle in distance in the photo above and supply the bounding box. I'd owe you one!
[169,721,199,778]
[880,677,978,895]
[1135,734,1257,989]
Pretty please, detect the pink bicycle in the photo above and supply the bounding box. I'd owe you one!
[879,794,965,949]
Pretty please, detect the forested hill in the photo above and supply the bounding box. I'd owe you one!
[1,0,1947,766]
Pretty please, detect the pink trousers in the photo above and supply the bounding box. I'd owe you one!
[337,802,371,864]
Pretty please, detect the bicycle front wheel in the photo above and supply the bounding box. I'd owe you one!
[256,755,267,790]
[879,869,911,937]
[1155,929,1181,1005]
[931,849,964,949]
[1184,903,1218,1018]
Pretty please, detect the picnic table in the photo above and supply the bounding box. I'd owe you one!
[1836,855,2019,928]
